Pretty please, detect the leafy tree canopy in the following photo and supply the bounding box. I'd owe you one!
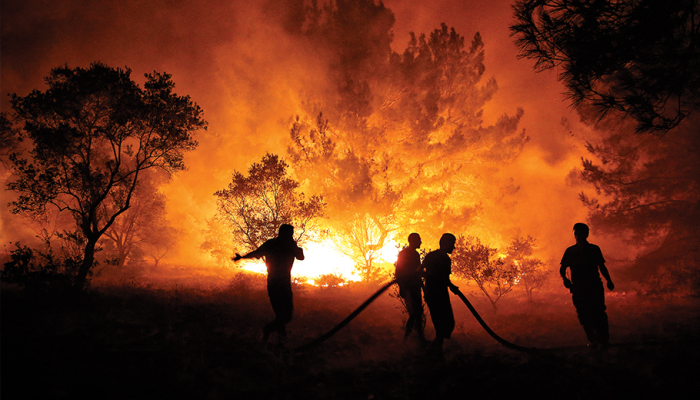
[213,153,325,254]
[451,235,521,312]
[7,62,206,288]
[290,4,527,248]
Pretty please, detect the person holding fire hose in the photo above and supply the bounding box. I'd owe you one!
[395,233,427,343]
[423,233,459,358]
[560,223,615,349]
[233,224,305,342]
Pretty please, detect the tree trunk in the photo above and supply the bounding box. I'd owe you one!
[74,237,98,290]
[117,246,127,273]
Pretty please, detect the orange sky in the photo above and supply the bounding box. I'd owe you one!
[1,0,625,269]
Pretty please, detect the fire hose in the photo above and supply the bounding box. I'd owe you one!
[294,279,397,352]
[293,280,536,353]
[451,286,535,352]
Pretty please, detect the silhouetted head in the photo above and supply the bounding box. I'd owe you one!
[278,224,294,239]
[408,233,422,249]
[573,223,589,242]
[439,233,456,254]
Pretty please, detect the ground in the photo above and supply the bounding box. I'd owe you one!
[2,273,699,399]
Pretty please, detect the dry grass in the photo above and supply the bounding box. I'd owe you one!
[3,272,699,399]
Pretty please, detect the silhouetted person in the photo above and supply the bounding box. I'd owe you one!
[234,224,305,341]
[560,223,614,349]
[423,233,459,357]
[395,233,426,343]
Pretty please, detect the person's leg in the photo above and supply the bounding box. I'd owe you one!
[267,286,293,339]
[403,289,419,338]
[573,291,596,344]
[276,287,294,336]
[592,290,609,346]
[411,289,426,340]
[426,296,450,358]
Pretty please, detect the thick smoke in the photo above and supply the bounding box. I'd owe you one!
[1,0,618,277]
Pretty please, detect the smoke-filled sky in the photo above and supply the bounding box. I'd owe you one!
[1,0,623,267]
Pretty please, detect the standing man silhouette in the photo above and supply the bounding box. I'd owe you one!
[233,224,305,341]
[423,233,459,358]
[560,223,615,349]
[395,233,426,343]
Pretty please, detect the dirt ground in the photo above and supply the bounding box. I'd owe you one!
[2,274,699,399]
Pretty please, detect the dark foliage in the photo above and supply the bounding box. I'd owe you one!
[580,121,700,293]
[512,0,700,293]
[511,0,700,133]
[212,152,325,253]
[1,241,78,290]
[6,62,206,288]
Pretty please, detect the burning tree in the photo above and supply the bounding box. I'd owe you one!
[451,235,521,312]
[213,153,325,254]
[503,235,547,301]
[332,212,396,282]
[6,63,205,289]
[289,9,528,277]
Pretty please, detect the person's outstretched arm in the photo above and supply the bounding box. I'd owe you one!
[295,246,305,261]
[233,246,265,261]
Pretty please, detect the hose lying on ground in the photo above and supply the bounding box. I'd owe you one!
[452,287,536,352]
[294,279,397,353]
[293,280,535,353]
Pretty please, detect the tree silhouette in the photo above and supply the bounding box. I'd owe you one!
[511,0,700,133]
[213,153,325,254]
[101,171,174,273]
[451,235,521,312]
[201,216,239,268]
[332,212,395,281]
[142,224,179,270]
[579,120,700,292]
[503,235,547,301]
[1,113,22,167]
[512,0,700,292]
[290,16,527,254]
[7,62,205,289]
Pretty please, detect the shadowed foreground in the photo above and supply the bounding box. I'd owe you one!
[2,277,698,399]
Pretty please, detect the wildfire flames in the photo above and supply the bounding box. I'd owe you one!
[3,0,698,299]
[238,239,401,285]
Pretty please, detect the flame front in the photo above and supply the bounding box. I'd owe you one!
[237,239,400,285]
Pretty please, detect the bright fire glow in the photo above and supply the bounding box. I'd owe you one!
[238,238,402,285]
[296,240,359,283]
